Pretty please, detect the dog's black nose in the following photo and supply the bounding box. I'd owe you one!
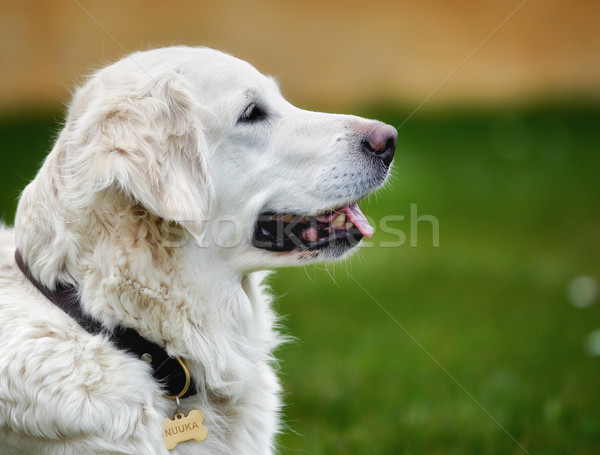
[361,124,397,167]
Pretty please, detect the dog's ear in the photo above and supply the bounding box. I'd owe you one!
[76,72,212,235]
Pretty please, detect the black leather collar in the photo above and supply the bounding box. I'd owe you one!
[14,250,197,399]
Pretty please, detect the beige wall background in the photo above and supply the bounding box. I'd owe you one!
[1,0,598,112]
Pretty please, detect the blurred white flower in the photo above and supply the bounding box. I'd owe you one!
[584,329,600,357]
[567,275,598,309]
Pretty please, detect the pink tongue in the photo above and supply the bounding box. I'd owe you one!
[342,203,374,238]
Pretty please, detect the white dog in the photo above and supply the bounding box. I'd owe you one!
[0,46,396,454]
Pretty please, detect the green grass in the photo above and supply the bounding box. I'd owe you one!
[1,104,599,454]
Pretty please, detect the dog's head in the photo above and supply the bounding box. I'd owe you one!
[18,46,396,276]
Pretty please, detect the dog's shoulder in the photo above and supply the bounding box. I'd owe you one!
[0,224,29,306]
[0,225,171,454]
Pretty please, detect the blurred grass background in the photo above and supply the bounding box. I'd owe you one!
[1,1,599,454]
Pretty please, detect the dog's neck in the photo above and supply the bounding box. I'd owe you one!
[16,165,278,395]
[81,228,276,395]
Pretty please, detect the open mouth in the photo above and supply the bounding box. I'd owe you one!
[252,202,374,252]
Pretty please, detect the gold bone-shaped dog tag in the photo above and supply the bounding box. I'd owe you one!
[163,409,208,450]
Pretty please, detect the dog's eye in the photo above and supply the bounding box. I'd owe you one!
[238,103,268,124]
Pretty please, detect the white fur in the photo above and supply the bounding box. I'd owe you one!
[0,46,390,454]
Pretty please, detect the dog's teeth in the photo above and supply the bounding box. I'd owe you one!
[316,213,334,222]
[345,221,353,230]
[332,213,346,228]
